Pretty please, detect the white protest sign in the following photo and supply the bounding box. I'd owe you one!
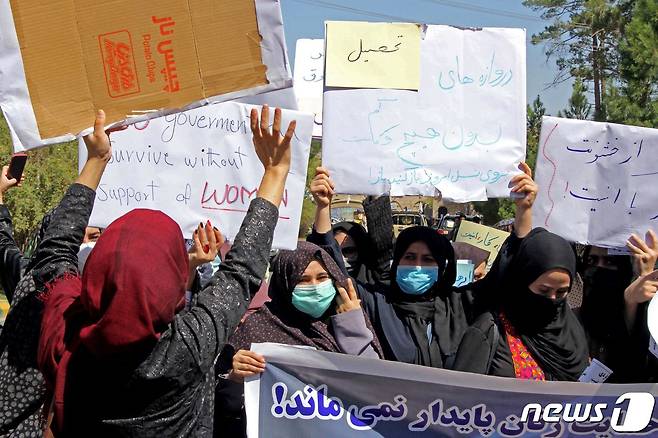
[79,102,313,250]
[578,358,613,383]
[322,25,526,201]
[533,116,658,248]
[293,39,324,137]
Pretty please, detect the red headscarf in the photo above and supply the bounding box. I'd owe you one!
[38,209,189,431]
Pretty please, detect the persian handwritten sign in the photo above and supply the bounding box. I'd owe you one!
[533,116,658,248]
[79,102,313,250]
[325,21,421,90]
[294,39,324,137]
[454,260,475,287]
[322,25,526,201]
[455,221,510,269]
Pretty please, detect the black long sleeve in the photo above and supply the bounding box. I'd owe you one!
[0,205,24,303]
[363,195,394,286]
[30,184,95,288]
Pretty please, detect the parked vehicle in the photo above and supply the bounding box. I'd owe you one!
[392,211,428,237]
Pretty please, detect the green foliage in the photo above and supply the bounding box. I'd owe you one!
[523,0,632,119]
[605,0,658,126]
[0,114,78,248]
[298,139,322,237]
[558,79,592,119]
[526,95,546,171]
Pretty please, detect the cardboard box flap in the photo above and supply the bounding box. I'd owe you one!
[8,0,269,139]
[189,0,268,95]
[10,0,95,136]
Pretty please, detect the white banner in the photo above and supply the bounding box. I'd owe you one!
[533,116,658,248]
[79,102,313,250]
[245,343,658,437]
[293,39,324,138]
[322,25,526,202]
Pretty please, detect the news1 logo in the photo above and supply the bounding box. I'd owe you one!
[521,392,656,433]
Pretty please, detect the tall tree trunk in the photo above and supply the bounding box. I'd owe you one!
[592,33,602,119]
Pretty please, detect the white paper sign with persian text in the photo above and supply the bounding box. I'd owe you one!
[79,102,313,250]
[322,25,526,202]
[533,116,658,248]
[293,39,324,137]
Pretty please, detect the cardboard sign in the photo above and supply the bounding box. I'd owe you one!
[322,25,526,201]
[293,39,324,137]
[325,21,421,90]
[0,0,291,150]
[455,220,510,269]
[533,116,658,248]
[78,101,313,250]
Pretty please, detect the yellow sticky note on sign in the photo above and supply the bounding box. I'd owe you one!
[325,21,421,90]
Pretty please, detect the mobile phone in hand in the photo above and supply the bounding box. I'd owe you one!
[7,153,28,182]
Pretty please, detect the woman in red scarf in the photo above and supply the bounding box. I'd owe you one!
[37,105,295,437]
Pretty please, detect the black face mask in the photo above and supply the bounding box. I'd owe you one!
[507,289,564,333]
[581,267,626,327]
[583,267,626,297]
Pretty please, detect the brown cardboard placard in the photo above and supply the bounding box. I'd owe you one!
[9,0,269,139]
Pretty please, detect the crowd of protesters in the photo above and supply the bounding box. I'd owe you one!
[0,106,656,437]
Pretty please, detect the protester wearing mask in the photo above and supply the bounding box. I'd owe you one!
[308,167,395,289]
[333,221,371,279]
[307,163,537,369]
[580,230,658,382]
[453,228,589,381]
[33,105,295,437]
[451,242,490,283]
[214,241,382,437]
[575,244,634,382]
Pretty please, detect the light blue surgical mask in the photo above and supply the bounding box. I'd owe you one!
[210,255,222,275]
[396,266,439,295]
[291,279,337,318]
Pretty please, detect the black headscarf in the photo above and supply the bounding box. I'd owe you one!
[389,226,463,368]
[579,247,633,338]
[332,222,373,283]
[500,228,588,381]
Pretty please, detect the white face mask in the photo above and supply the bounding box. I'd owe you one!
[78,242,96,273]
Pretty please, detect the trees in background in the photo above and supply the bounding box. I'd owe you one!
[0,115,78,248]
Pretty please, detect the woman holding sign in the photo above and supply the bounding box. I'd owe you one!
[35,105,296,437]
[307,163,539,369]
[216,241,382,436]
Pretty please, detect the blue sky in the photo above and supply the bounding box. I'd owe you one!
[279,0,573,114]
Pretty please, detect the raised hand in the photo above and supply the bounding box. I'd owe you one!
[250,105,295,174]
[627,230,658,277]
[77,110,113,190]
[335,279,361,314]
[229,349,266,383]
[250,105,296,208]
[189,220,225,270]
[510,162,538,210]
[310,167,335,209]
[83,110,112,162]
[0,165,23,205]
[625,269,658,306]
